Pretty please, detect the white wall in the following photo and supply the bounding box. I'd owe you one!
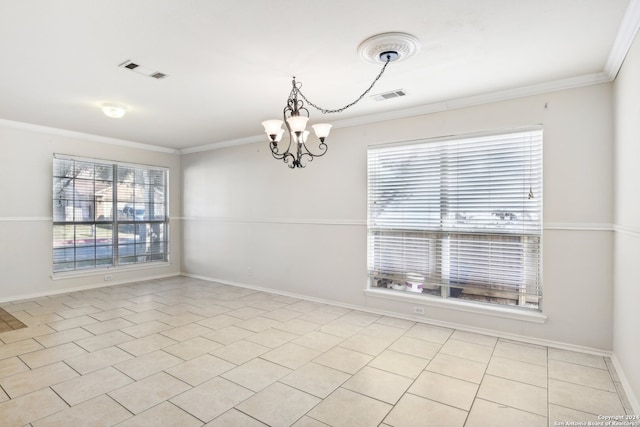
[613,30,640,412]
[182,83,615,351]
[0,124,182,301]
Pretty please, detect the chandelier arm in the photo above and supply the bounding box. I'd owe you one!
[295,54,392,114]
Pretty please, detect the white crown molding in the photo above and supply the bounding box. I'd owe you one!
[0,118,180,155]
[605,0,640,79]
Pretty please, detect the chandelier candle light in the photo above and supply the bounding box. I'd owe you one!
[262,32,420,169]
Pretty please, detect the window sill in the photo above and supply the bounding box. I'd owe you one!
[51,261,171,281]
[363,288,547,324]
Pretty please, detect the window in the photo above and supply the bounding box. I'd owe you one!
[367,128,542,310]
[53,156,169,273]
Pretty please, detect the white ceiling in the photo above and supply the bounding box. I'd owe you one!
[0,0,636,152]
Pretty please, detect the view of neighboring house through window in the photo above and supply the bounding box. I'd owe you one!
[367,128,543,310]
[53,156,169,273]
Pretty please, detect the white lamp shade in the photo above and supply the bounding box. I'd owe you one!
[286,116,309,133]
[300,130,310,144]
[274,128,285,142]
[312,123,332,139]
[102,103,127,119]
[261,119,284,135]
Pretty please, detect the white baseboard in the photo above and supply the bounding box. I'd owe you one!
[611,353,640,415]
[182,272,613,357]
[0,272,181,304]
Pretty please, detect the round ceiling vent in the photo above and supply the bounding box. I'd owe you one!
[358,32,420,64]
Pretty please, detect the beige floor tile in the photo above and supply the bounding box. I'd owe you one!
[18,312,63,327]
[116,401,203,427]
[292,331,343,352]
[548,378,625,415]
[343,366,412,404]
[206,408,268,426]
[313,346,373,374]
[318,320,363,338]
[549,404,604,426]
[548,347,607,369]
[383,393,467,427]
[0,324,55,344]
[0,357,29,378]
[213,340,271,365]
[486,356,547,388]
[0,388,7,403]
[109,371,191,414]
[440,339,494,363]
[18,342,87,369]
[0,387,69,427]
[493,340,547,366]
[409,370,478,410]
[308,387,391,427]
[388,336,441,359]
[188,304,231,318]
[340,311,380,327]
[160,323,213,341]
[245,328,298,348]
[75,330,134,352]
[0,361,78,398]
[164,336,222,360]
[261,308,303,322]
[47,315,97,331]
[426,352,487,384]
[227,307,267,320]
[204,325,255,345]
[236,382,320,427]
[339,333,393,356]
[166,354,236,386]
[222,358,291,392]
[549,359,615,391]
[478,374,547,416]
[287,301,326,313]
[171,376,254,422]
[198,314,243,330]
[280,362,350,398]
[450,330,498,347]
[122,309,170,324]
[375,316,416,329]
[121,320,172,338]
[296,309,343,325]
[90,307,135,321]
[236,316,282,333]
[274,318,321,335]
[465,398,547,427]
[65,346,134,374]
[117,333,177,356]
[0,338,43,359]
[114,350,182,379]
[403,323,454,344]
[368,349,430,379]
[260,342,321,370]
[51,366,133,406]
[34,328,93,348]
[82,317,135,335]
[292,416,331,427]
[163,312,206,327]
[55,306,101,319]
[359,323,406,341]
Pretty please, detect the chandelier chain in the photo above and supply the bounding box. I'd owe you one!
[296,55,392,114]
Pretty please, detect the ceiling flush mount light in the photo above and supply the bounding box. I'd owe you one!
[101,103,127,119]
[262,32,420,169]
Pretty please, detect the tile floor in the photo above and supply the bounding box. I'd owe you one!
[0,276,634,427]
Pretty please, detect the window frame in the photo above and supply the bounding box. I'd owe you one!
[52,154,170,274]
[366,127,543,312]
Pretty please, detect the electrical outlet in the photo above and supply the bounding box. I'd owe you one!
[104,275,113,281]
[413,306,425,315]
[247,267,253,275]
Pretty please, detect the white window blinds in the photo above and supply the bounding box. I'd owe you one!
[367,128,542,310]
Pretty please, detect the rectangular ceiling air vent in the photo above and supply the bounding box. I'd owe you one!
[372,89,407,101]
[118,60,168,80]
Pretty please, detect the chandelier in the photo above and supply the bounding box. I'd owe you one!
[261,32,420,169]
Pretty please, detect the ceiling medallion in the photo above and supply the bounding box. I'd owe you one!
[261,32,420,169]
